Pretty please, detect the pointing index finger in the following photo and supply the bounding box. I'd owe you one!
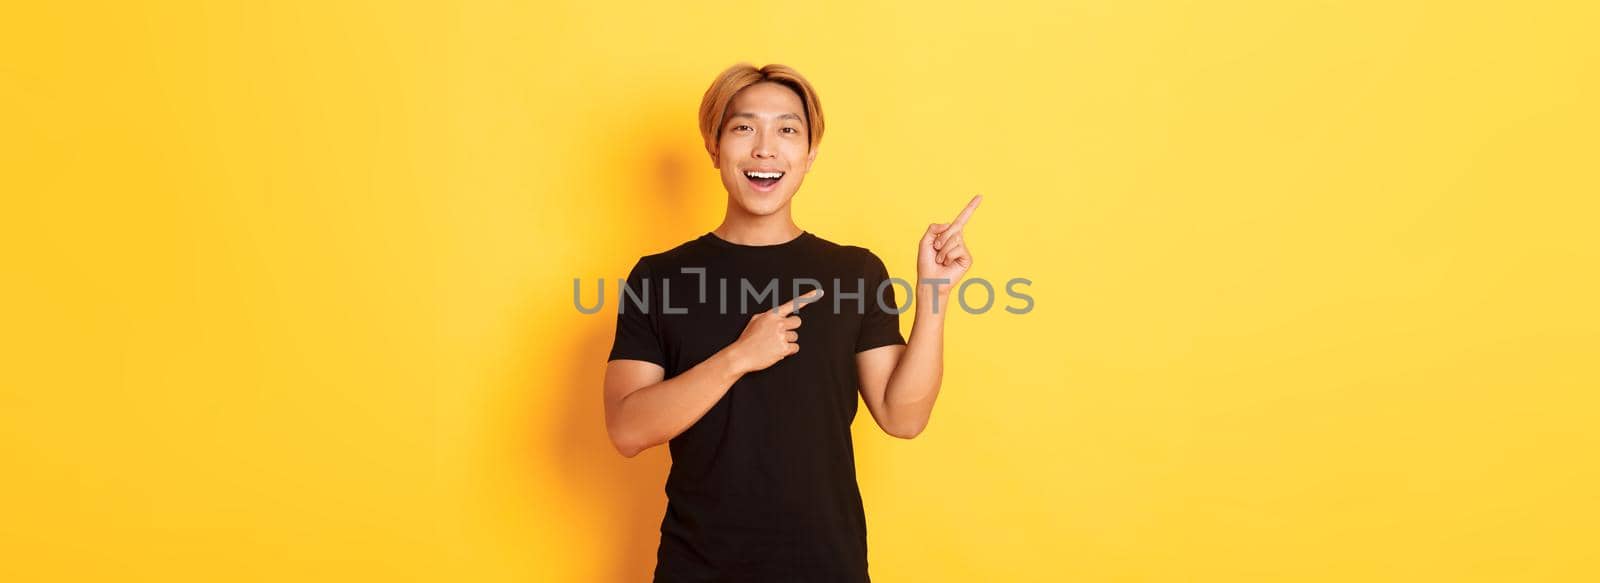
[949,195,983,231]
[775,288,824,316]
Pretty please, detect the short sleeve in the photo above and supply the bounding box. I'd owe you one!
[607,258,667,367]
[855,249,907,353]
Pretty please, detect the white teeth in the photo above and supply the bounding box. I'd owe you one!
[744,171,784,180]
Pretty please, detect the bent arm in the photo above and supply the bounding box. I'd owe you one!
[856,286,948,439]
[605,289,821,458]
[603,348,748,458]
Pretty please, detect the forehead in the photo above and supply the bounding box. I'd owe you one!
[727,82,804,118]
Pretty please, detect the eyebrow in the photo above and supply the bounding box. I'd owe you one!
[727,111,804,122]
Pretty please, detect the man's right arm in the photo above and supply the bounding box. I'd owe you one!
[604,349,745,458]
[603,289,823,458]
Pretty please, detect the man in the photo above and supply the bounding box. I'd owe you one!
[603,62,980,582]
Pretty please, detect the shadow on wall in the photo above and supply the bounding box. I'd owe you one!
[535,103,708,582]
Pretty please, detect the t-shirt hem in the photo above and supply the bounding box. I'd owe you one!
[853,336,907,354]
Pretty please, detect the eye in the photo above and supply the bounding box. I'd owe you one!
[781,127,799,134]
[732,124,753,132]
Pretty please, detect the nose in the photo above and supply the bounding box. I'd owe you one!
[752,129,776,159]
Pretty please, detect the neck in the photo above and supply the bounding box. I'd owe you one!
[713,201,803,245]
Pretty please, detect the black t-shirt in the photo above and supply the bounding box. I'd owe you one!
[607,230,906,582]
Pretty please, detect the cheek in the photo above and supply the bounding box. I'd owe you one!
[717,133,747,156]
[783,141,811,163]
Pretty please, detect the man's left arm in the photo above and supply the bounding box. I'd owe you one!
[858,195,981,439]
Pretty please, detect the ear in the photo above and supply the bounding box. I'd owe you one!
[803,147,819,173]
[707,145,720,169]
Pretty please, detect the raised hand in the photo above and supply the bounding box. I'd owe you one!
[918,195,981,291]
[728,288,824,373]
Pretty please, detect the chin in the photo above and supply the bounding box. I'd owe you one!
[728,188,794,216]
[734,200,784,216]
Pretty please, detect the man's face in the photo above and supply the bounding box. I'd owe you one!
[712,82,817,216]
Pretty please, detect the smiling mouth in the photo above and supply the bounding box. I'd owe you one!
[743,170,784,191]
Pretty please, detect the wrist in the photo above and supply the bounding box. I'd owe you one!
[915,285,955,316]
[916,279,954,298]
[716,344,752,376]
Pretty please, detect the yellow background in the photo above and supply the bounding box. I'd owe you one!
[3,1,1597,581]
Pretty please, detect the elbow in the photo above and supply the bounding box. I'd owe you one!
[886,422,926,440]
[605,406,649,458]
[879,408,929,439]
[607,425,649,458]
[612,436,645,458]
[613,438,640,458]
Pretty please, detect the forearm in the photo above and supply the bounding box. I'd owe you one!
[611,348,747,456]
[881,287,950,436]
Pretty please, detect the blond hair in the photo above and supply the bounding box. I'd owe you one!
[698,63,824,160]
